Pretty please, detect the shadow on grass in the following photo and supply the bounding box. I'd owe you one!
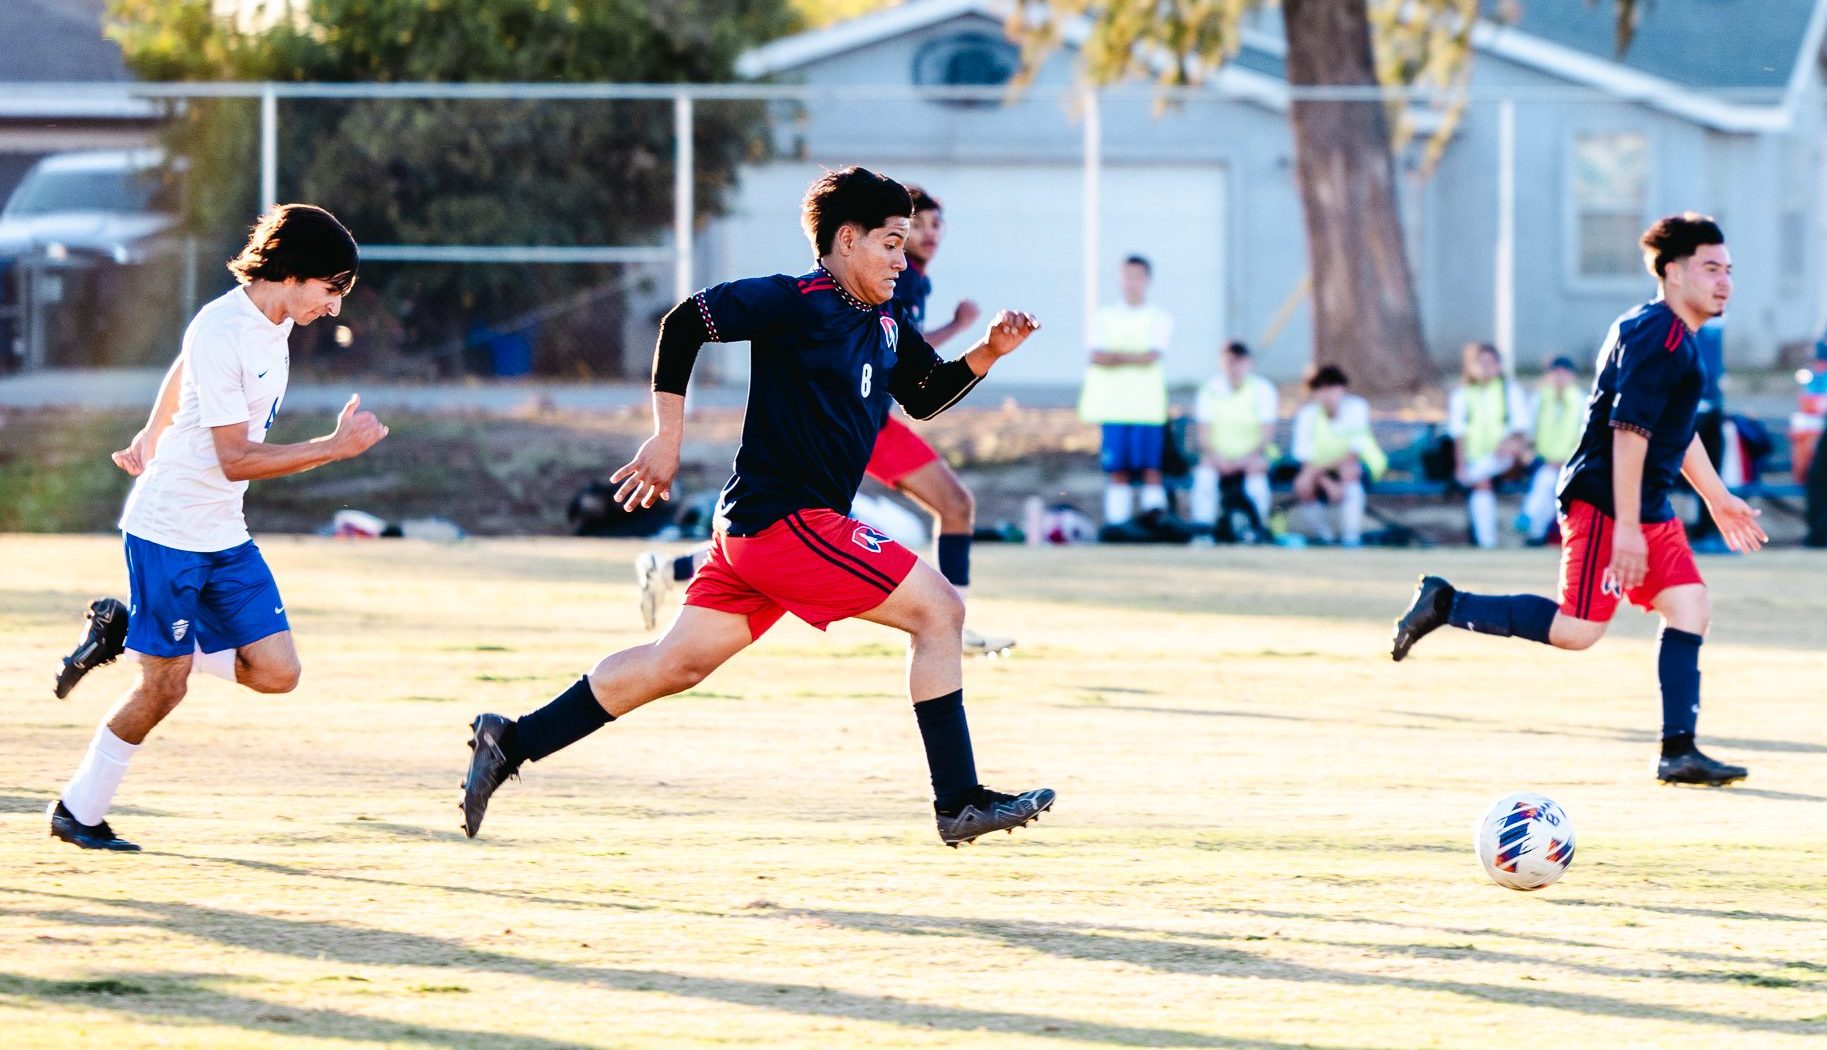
[0,969,593,1049]
[777,907,1827,1036]
[0,889,1367,1050]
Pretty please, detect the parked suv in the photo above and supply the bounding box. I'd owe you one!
[0,149,185,370]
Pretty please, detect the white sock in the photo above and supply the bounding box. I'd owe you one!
[60,724,139,826]
[1190,467,1218,525]
[1139,483,1167,513]
[191,645,237,683]
[1104,483,1134,524]
[1470,488,1498,549]
[1341,484,1366,545]
[1523,464,1559,540]
[1245,474,1271,524]
[1298,501,1331,540]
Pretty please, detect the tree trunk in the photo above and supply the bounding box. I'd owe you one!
[1282,0,1430,395]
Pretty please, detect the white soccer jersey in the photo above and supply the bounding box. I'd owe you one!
[119,286,294,552]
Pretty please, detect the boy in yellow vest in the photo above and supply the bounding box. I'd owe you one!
[1291,365,1385,546]
[1447,342,1533,548]
[1192,341,1277,540]
[1079,255,1172,523]
[1521,355,1585,544]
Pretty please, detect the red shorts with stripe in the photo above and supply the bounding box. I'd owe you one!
[1557,499,1704,621]
[682,508,918,638]
[865,415,941,486]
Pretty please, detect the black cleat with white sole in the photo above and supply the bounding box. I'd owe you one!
[1391,575,1456,662]
[1658,749,1747,787]
[53,597,130,699]
[48,800,140,852]
[461,714,522,838]
[935,786,1055,847]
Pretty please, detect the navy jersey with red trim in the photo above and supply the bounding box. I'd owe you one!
[1557,299,1704,523]
[694,268,947,535]
[891,261,931,332]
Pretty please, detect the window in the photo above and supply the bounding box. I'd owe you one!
[1571,132,1649,278]
[912,31,1021,105]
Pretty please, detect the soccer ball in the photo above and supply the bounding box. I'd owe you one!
[1474,792,1575,891]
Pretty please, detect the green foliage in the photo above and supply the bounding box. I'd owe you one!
[103,0,800,376]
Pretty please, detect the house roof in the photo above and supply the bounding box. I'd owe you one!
[739,0,1827,133]
[1482,0,1819,93]
[1,0,130,82]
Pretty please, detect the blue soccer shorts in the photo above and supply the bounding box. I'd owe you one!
[1100,422,1166,475]
[123,533,291,658]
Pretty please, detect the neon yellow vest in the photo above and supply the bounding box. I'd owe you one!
[1312,407,1388,480]
[1462,380,1510,462]
[1079,307,1168,425]
[1208,380,1266,459]
[1533,385,1585,463]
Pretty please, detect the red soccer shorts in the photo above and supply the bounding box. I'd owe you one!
[864,415,941,487]
[1557,499,1704,621]
[682,508,918,638]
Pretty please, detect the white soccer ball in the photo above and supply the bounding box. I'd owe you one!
[1474,792,1575,891]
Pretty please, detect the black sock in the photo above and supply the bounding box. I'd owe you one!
[936,534,971,589]
[514,676,613,763]
[1661,732,1697,759]
[1658,627,1703,742]
[1447,592,1557,644]
[913,689,978,812]
[670,553,697,583]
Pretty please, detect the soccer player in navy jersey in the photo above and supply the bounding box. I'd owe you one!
[1391,214,1766,786]
[634,186,1016,654]
[463,167,1053,846]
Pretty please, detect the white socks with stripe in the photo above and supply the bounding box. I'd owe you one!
[60,724,139,826]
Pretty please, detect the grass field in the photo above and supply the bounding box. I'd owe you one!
[1,535,1824,1049]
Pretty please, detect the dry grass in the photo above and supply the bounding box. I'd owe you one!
[1,535,1824,1049]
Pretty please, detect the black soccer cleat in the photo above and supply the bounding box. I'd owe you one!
[461,714,522,838]
[935,786,1055,847]
[47,800,140,852]
[1391,575,1456,662]
[53,597,130,699]
[1658,749,1748,787]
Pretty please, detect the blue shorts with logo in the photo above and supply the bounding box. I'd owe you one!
[123,533,290,658]
[1100,422,1166,474]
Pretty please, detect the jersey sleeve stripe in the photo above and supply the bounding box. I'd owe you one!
[692,291,721,343]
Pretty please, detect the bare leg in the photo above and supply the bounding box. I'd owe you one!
[585,605,754,718]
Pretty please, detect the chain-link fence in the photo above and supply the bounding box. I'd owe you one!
[0,81,1814,384]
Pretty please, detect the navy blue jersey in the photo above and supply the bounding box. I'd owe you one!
[891,261,931,332]
[1558,300,1704,523]
[695,267,963,535]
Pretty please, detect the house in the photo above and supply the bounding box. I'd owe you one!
[0,0,159,201]
[706,0,1827,387]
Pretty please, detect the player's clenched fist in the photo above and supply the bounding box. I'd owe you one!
[984,310,1040,357]
[331,393,389,459]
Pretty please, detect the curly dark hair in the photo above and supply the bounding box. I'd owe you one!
[226,204,359,294]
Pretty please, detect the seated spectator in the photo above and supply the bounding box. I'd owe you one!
[1192,341,1277,541]
[1520,355,1585,545]
[1291,364,1385,547]
[1448,342,1532,548]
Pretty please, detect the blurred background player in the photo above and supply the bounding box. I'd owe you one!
[1519,355,1586,545]
[1079,255,1172,525]
[637,186,1015,656]
[467,168,1052,848]
[1191,340,1276,542]
[1392,213,1766,786]
[1289,365,1384,546]
[1448,342,1533,549]
[47,204,387,850]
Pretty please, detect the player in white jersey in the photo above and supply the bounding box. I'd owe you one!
[47,204,388,851]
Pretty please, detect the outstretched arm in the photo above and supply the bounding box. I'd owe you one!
[612,297,709,511]
[210,393,387,482]
[1682,433,1766,553]
[113,354,186,475]
[894,310,1041,419]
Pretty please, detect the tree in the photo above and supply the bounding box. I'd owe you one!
[105,0,799,376]
[1014,0,1639,394]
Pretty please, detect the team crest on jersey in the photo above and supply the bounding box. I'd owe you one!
[879,314,899,352]
[171,618,190,642]
[852,524,892,554]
